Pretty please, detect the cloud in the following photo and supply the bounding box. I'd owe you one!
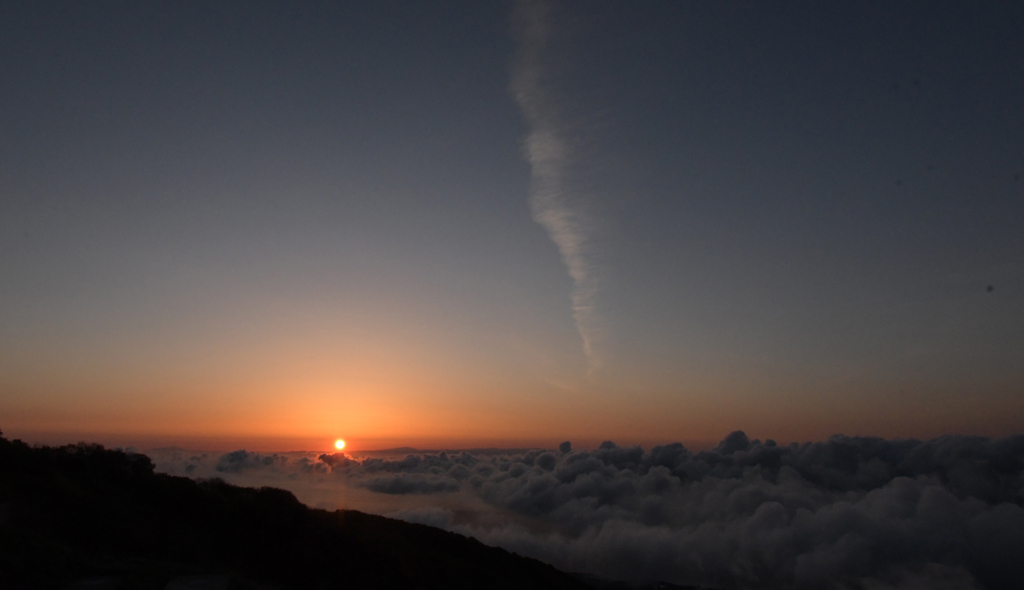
[511,0,603,371]
[362,473,461,495]
[215,450,289,474]
[151,434,1024,589]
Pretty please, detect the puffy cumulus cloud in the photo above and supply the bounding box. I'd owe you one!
[215,450,289,473]
[150,434,1024,590]
[148,448,328,483]
[362,473,460,495]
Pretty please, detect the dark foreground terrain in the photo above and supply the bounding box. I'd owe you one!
[0,433,703,590]
[0,433,620,590]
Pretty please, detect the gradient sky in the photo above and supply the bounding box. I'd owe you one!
[2,1,1022,451]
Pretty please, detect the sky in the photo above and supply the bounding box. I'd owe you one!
[1,1,1022,451]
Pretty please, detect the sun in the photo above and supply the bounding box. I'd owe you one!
[334,439,346,450]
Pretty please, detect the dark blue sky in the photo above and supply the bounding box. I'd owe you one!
[1,1,1021,446]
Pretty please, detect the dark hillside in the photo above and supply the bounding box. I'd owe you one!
[0,433,594,590]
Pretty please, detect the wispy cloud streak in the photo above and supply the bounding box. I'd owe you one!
[511,0,602,370]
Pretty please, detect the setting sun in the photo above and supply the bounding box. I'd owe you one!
[334,439,345,450]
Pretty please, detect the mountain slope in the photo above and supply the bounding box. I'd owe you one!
[0,433,594,589]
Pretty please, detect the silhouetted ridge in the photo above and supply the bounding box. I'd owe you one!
[0,432,594,589]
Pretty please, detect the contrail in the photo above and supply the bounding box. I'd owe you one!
[511,0,602,371]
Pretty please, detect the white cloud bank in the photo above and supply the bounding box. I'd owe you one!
[151,433,1024,590]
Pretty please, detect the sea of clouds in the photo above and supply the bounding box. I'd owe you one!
[148,432,1024,590]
